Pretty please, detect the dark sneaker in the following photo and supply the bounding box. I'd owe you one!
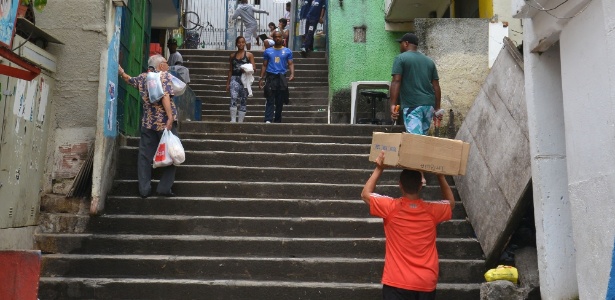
[157,190,175,197]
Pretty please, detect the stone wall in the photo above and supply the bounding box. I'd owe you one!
[454,40,530,264]
[36,0,109,194]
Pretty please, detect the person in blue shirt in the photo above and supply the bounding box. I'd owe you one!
[258,31,295,123]
[300,0,326,57]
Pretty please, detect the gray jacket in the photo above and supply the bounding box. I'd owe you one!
[232,4,268,27]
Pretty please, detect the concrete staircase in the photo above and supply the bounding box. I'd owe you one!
[182,49,329,124]
[36,49,484,299]
[36,121,484,299]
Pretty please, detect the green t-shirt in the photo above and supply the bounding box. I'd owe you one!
[391,51,439,109]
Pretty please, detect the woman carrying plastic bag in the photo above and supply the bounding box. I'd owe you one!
[118,54,179,198]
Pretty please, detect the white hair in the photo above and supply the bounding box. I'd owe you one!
[148,54,166,70]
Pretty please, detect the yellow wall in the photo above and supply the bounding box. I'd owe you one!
[479,0,493,18]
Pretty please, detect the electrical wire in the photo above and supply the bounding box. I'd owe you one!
[12,29,34,52]
[525,0,569,11]
[546,0,593,19]
[525,0,594,20]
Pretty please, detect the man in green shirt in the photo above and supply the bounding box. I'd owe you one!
[389,33,442,135]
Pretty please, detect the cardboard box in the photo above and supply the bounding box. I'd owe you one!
[369,132,470,175]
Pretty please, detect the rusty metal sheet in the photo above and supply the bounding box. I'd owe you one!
[0,250,41,300]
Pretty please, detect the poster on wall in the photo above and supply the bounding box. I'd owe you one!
[103,6,122,137]
[0,0,19,49]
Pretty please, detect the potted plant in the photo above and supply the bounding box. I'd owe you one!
[18,0,46,17]
[17,0,46,23]
[16,0,29,18]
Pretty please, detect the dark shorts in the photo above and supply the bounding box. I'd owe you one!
[383,284,436,300]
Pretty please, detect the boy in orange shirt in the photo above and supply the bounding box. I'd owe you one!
[361,151,455,300]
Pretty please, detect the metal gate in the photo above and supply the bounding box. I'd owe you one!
[117,0,151,137]
[184,0,287,50]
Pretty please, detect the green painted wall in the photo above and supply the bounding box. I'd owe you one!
[328,1,401,123]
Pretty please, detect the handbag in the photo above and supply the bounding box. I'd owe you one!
[153,129,174,168]
[146,71,165,103]
[166,130,185,165]
[168,73,187,96]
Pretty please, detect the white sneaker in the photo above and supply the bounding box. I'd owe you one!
[248,93,253,97]
[265,121,271,123]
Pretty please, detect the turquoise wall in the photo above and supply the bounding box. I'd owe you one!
[328,0,402,121]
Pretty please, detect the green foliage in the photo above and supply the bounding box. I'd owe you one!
[21,0,47,12]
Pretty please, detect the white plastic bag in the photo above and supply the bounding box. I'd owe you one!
[240,63,254,97]
[169,73,187,96]
[146,71,165,103]
[169,65,190,84]
[167,130,185,165]
[153,129,174,168]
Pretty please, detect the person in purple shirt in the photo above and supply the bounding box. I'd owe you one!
[258,31,295,123]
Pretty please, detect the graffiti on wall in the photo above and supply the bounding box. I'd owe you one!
[0,0,18,48]
[104,7,122,137]
[12,77,48,133]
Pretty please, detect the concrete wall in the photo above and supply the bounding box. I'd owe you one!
[414,18,489,128]
[328,7,489,127]
[559,1,615,298]
[91,4,122,214]
[493,0,523,45]
[454,41,530,264]
[0,227,36,250]
[513,0,614,298]
[36,0,108,194]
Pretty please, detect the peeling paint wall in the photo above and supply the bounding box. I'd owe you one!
[414,18,489,128]
[0,72,56,230]
[35,0,109,193]
[328,3,489,127]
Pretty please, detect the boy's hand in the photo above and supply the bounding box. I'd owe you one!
[375,150,386,169]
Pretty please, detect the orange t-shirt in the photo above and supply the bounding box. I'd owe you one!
[370,193,452,292]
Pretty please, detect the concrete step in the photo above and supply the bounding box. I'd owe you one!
[49,214,473,238]
[191,88,329,99]
[191,69,329,77]
[118,151,365,169]
[201,106,327,118]
[198,96,328,106]
[176,132,372,144]
[40,254,484,284]
[189,83,329,92]
[186,62,328,71]
[189,75,329,84]
[100,197,467,219]
[124,138,369,153]
[183,55,327,64]
[109,181,460,201]
[202,115,328,123]
[36,234,484,259]
[115,165,399,184]
[200,103,328,111]
[179,121,404,136]
[38,277,480,300]
[181,49,327,58]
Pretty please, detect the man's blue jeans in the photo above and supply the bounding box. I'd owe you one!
[265,90,286,123]
[302,19,319,51]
